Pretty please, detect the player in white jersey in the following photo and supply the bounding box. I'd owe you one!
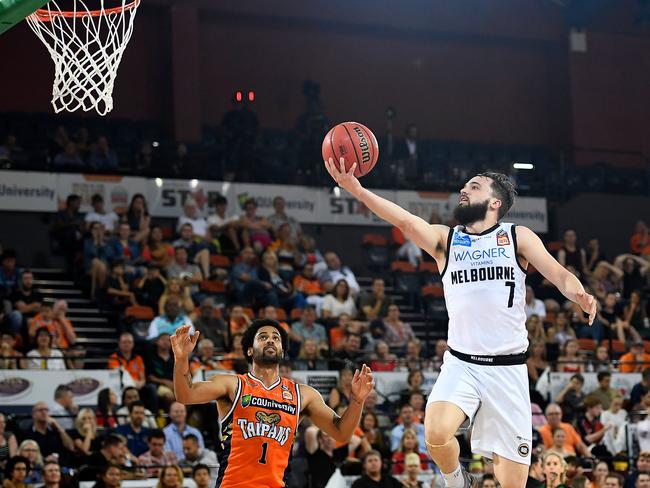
[324,158,597,488]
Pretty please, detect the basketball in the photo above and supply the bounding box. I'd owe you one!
[322,121,379,177]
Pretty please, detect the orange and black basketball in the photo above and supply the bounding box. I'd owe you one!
[322,121,379,177]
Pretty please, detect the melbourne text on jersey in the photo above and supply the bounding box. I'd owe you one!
[450,266,516,284]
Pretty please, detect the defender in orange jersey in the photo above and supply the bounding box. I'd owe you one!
[171,319,374,488]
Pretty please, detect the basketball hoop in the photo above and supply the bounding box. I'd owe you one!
[26,0,141,115]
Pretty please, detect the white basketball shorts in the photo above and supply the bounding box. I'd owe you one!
[427,350,532,465]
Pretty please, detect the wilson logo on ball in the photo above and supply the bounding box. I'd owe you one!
[322,121,379,178]
[352,126,371,164]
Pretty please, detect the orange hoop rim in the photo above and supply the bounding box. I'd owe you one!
[32,0,140,21]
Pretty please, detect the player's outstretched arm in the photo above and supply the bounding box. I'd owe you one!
[517,226,597,324]
[324,157,447,257]
[171,325,235,404]
[302,364,374,443]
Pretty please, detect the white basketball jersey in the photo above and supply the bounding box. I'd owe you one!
[441,222,528,356]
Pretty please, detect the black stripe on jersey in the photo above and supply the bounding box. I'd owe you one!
[510,225,529,274]
[215,417,233,488]
[462,222,500,236]
[439,227,455,279]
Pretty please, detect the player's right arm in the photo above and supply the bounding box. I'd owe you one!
[171,325,236,404]
[325,157,448,257]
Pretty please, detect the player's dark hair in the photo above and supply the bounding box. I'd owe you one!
[475,171,517,220]
[241,319,289,364]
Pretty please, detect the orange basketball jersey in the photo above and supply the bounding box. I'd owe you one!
[216,373,301,488]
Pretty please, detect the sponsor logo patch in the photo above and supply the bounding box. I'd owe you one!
[282,390,293,401]
[497,229,510,246]
[452,233,472,247]
[240,395,297,415]
[517,443,530,457]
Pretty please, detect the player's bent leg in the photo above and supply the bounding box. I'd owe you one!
[424,401,466,474]
[492,453,529,488]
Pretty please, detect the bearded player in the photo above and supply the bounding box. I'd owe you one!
[325,158,596,488]
[171,319,374,488]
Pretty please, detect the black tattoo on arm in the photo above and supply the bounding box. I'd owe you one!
[185,373,193,389]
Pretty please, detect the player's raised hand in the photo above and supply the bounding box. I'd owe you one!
[324,157,362,197]
[350,364,374,403]
[576,291,598,325]
[170,324,199,360]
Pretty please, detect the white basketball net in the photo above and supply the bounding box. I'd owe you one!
[26,0,141,115]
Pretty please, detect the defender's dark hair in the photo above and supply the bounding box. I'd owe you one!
[476,172,517,220]
[241,319,289,364]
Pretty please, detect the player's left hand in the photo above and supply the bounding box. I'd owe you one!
[576,291,597,325]
[350,364,374,403]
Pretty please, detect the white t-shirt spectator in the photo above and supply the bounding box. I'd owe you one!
[525,298,546,320]
[207,213,239,228]
[85,211,119,233]
[636,417,650,453]
[322,294,357,319]
[26,348,66,370]
[177,215,208,237]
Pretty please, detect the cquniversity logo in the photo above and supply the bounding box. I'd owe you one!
[241,394,252,408]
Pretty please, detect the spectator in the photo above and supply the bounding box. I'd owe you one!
[111,223,141,274]
[0,134,25,162]
[106,260,137,310]
[190,339,221,373]
[589,262,623,303]
[401,339,427,373]
[305,428,336,488]
[331,333,365,370]
[138,430,177,478]
[84,222,114,298]
[381,304,415,351]
[158,278,194,317]
[527,340,548,386]
[114,401,151,457]
[17,402,74,461]
[557,339,585,373]
[352,450,401,488]
[614,255,649,300]
[258,251,294,309]
[230,247,270,306]
[630,220,650,256]
[41,461,62,488]
[588,372,617,410]
[115,387,157,429]
[538,403,591,457]
[145,334,176,408]
[51,300,77,350]
[601,395,626,455]
[547,311,577,347]
[620,341,650,373]
[598,293,621,340]
[605,474,625,488]
[108,332,146,389]
[586,238,607,273]
[3,456,30,488]
[319,252,360,296]
[292,263,324,311]
[26,327,66,370]
[268,196,302,238]
[0,249,21,293]
[576,396,610,458]
[89,136,119,170]
[298,234,325,270]
[0,332,24,369]
[293,338,328,371]
[163,403,204,461]
[179,434,218,483]
[19,441,43,485]
[261,305,296,340]
[218,332,247,372]
[525,286,546,320]
[322,279,357,320]
[147,298,193,340]
[157,465,184,488]
[77,435,126,482]
[0,412,17,469]
[93,464,123,488]
[391,428,428,475]
[590,345,613,373]
[359,278,393,322]
[68,408,101,459]
[206,196,241,252]
[390,405,427,455]
[328,367,355,410]
[268,223,301,281]
[292,305,328,351]
[400,452,426,488]
[635,391,650,452]
[8,270,43,335]
[621,291,648,341]
[558,229,587,277]
[52,194,84,274]
[542,450,568,488]
[623,451,650,488]
[28,303,55,343]
[171,224,210,279]
[226,305,252,336]
[192,299,227,352]
[126,194,151,244]
[369,340,397,372]
[407,392,426,424]
[176,198,208,239]
[192,464,211,488]
[555,373,586,423]
[48,385,78,431]
[96,388,119,429]
[630,368,650,409]
[360,412,390,462]
[527,452,544,488]
[142,226,174,268]
[135,264,166,311]
[166,247,203,298]
[85,194,119,234]
[430,339,448,371]
[239,198,273,253]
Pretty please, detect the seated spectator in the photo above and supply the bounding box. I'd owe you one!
[0,412,17,468]
[368,340,397,372]
[322,279,357,320]
[54,140,84,168]
[360,278,393,321]
[135,264,166,311]
[26,327,66,370]
[114,401,151,457]
[292,263,324,312]
[630,367,650,409]
[163,403,204,461]
[219,333,247,372]
[329,313,351,351]
[3,456,30,488]
[555,373,586,423]
[588,372,617,410]
[166,247,202,299]
[616,254,650,299]
[89,136,119,170]
[145,334,176,409]
[17,402,74,462]
[17,440,43,485]
[28,303,55,344]
[190,339,221,374]
[576,396,610,458]
[526,314,547,343]
[621,291,648,341]
[93,463,122,488]
[8,270,43,335]
[598,292,622,338]
[623,450,650,488]
[106,260,138,310]
[239,198,273,253]
[527,340,548,387]
[399,370,427,407]
[179,434,218,482]
[305,428,336,488]
[262,305,297,340]
[558,229,587,278]
[330,333,365,370]
[226,305,252,336]
[0,332,24,369]
[41,461,62,488]
[363,391,391,429]
[48,384,78,431]
[52,194,85,275]
[546,311,576,347]
[68,408,102,460]
[538,403,591,457]
[391,428,428,475]
[109,332,146,389]
[390,405,427,455]
[630,220,650,256]
[206,196,240,252]
[142,226,174,268]
[177,198,208,239]
[147,298,193,340]
[381,304,415,351]
[292,305,328,354]
[77,435,126,482]
[258,251,294,310]
[96,388,119,429]
[112,223,141,274]
[400,338,427,371]
[359,412,390,462]
[588,261,622,303]
[172,223,210,279]
[620,341,650,373]
[407,392,426,424]
[84,222,114,297]
[319,252,360,296]
[159,277,195,319]
[430,338,447,371]
[0,249,21,293]
[138,429,177,478]
[268,196,302,237]
[192,464,211,488]
[328,367,355,410]
[230,247,271,307]
[0,134,25,162]
[351,450,401,488]
[298,234,325,269]
[126,193,151,244]
[85,194,119,234]
[267,223,301,281]
[591,345,613,373]
[192,299,227,352]
[115,387,157,429]
[634,391,650,452]
[157,465,184,488]
[400,452,426,488]
[293,338,328,371]
[556,339,585,373]
[51,300,77,350]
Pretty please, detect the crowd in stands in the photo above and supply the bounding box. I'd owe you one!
[2,182,650,487]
